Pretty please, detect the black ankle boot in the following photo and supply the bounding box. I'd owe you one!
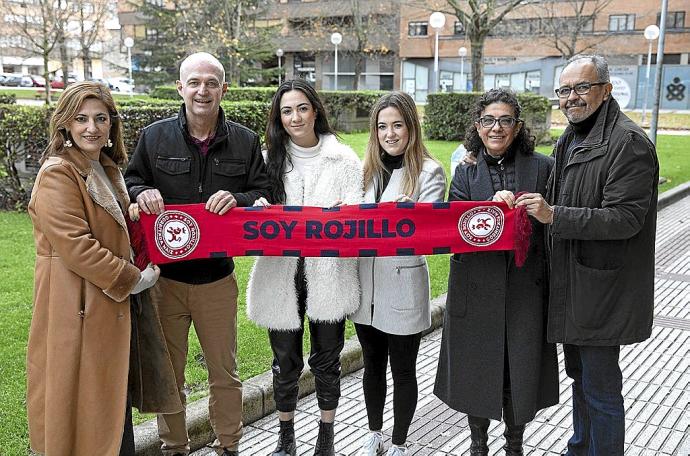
[503,423,525,456]
[468,415,489,456]
[313,421,334,456]
[271,419,297,456]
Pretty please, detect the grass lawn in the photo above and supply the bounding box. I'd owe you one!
[550,108,690,130]
[1,131,688,453]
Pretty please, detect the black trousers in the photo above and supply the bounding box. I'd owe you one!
[269,259,345,412]
[119,393,134,455]
[355,323,422,445]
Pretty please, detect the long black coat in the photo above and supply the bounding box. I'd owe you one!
[546,98,658,345]
[434,150,559,424]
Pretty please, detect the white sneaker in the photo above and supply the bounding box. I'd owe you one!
[385,445,407,456]
[356,431,384,456]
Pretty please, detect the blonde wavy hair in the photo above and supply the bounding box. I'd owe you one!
[42,81,127,165]
[363,91,438,197]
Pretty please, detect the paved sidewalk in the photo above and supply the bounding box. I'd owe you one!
[191,195,690,456]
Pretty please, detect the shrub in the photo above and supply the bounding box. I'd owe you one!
[0,94,16,104]
[424,92,552,145]
[151,86,276,103]
[151,86,387,132]
[0,101,269,209]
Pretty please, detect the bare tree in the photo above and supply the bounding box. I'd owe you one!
[71,0,110,79]
[538,0,612,60]
[438,0,527,91]
[3,0,68,104]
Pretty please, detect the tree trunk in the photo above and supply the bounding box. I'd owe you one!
[83,49,92,79]
[58,31,70,87]
[470,38,484,92]
[42,48,51,105]
[353,52,364,90]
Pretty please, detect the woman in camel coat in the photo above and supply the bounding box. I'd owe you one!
[27,82,179,456]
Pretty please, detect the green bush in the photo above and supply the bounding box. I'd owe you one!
[151,86,276,103]
[151,86,387,132]
[0,100,269,209]
[0,94,16,104]
[424,92,552,145]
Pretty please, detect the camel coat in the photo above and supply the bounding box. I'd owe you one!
[27,148,144,455]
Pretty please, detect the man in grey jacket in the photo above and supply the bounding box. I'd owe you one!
[515,54,658,455]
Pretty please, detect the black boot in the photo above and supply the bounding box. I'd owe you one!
[503,422,525,456]
[313,421,334,456]
[468,415,489,456]
[271,419,297,456]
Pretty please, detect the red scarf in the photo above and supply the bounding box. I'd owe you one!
[129,201,532,268]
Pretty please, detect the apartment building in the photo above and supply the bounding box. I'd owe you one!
[399,0,690,108]
[0,0,124,79]
[264,0,400,90]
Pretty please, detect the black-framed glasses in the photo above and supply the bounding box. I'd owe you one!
[554,82,607,98]
[478,116,519,129]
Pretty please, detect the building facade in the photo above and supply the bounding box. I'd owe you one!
[0,0,126,80]
[266,0,401,91]
[399,0,690,108]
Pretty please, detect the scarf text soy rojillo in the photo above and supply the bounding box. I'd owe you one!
[130,201,532,268]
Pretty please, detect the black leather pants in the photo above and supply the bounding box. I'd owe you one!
[269,259,345,412]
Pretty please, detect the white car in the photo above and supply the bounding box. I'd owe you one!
[108,77,135,93]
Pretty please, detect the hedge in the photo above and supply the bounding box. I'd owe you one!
[151,86,276,103]
[0,94,16,104]
[424,92,552,144]
[0,100,269,209]
[151,86,387,132]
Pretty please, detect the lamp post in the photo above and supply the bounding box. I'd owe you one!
[124,37,134,94]
[458,46,467,92]
[641,25,659,125]
[330,32,342,90]
[429,12,446,93]
[276,48,284,85]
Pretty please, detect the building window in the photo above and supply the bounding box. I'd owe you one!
[657,11,685,29]
[608,14,635,32]
[454,20,465,35]
[408,21,428,36]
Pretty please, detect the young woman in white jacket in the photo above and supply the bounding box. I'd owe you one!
[350,91,446,455]
[246,79,363,456]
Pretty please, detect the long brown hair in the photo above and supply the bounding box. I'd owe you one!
[264,79,336,204]
[363,91,437,196]
[42,81,127,165]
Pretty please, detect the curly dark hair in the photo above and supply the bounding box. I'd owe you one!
[463,88,535,158]
[264,79,337,204]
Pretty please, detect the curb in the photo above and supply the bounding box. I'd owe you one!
[657,181,690,210]
[134,295,448,454]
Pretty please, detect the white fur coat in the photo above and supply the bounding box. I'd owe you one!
[247,134,363,330]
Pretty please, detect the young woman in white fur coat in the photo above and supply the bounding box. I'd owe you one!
[350,91,446,456]
[247,79,363,456]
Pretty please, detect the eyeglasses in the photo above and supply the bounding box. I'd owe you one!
[554,82,607,98]
[478,116,519,129]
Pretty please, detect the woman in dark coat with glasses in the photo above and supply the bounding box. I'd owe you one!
[433,89,559,456]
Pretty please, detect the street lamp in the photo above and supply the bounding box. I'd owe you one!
[641,25,659,125]
[124,37,134,94]
[429,12,446,93]
[276,48,284,86]
[458,46,467,92]
[330,32,342,90]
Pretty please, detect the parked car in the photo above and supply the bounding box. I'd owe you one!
[2,74,24,87]
[89,77,114,89]
[27,75,46,87]
[49,75,77,89]
[108,77,135,93]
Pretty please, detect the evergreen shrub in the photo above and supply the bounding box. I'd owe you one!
[424,92,552,145]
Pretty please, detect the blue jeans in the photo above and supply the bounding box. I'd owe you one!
[563,344,624,456]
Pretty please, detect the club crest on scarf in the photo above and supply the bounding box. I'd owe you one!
[154,210,201,259]
[458,206,504,247]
